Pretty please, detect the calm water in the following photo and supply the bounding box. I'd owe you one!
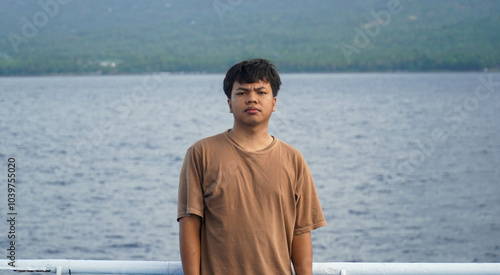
[0,73,499,263]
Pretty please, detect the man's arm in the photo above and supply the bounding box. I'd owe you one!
[179,215,202,275]
[291,232,313,275]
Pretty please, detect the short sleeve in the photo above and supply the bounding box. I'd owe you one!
[177,146,204,221]
[294,155,327,235]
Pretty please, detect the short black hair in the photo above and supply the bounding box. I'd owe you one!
[223,58,282,99]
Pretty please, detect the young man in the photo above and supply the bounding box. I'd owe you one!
[177,58,326,274]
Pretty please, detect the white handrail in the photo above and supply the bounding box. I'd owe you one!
[1,260,500,274]
[0,260,182,274]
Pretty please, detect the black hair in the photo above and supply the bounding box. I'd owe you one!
[223,58,282,99]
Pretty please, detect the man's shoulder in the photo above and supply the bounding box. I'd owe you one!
[275,138,305,159]
[276,138,300,152]
[190,131,229,150]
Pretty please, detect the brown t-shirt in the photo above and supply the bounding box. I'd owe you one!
[177,130,327,274]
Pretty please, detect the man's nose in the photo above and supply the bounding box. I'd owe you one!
[245,92,257,103]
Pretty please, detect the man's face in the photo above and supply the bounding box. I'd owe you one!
[227,80,277,128]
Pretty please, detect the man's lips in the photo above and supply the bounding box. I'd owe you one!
[245,107,260,114]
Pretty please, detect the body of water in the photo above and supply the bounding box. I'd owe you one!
[0,72,499,263]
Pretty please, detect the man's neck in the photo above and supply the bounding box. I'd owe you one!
[229,124,274,152]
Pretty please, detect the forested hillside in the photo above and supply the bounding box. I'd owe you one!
[0,0,499,75]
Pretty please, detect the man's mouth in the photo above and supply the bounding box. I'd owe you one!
[245,107,260,114]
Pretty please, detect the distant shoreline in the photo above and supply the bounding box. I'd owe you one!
[1,68,498,78]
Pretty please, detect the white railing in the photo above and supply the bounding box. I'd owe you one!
[1,260,500,274]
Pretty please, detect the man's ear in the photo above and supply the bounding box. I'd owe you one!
[228,98,233,113]
[272,97,277,112]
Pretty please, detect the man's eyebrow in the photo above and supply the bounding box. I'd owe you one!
[235,86,268,91]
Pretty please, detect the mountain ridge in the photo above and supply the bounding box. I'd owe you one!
[1,0,499,75]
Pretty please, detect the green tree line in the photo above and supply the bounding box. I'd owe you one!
[1,0,499,75]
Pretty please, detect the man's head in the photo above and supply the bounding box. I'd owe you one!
[223,58,282,99]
